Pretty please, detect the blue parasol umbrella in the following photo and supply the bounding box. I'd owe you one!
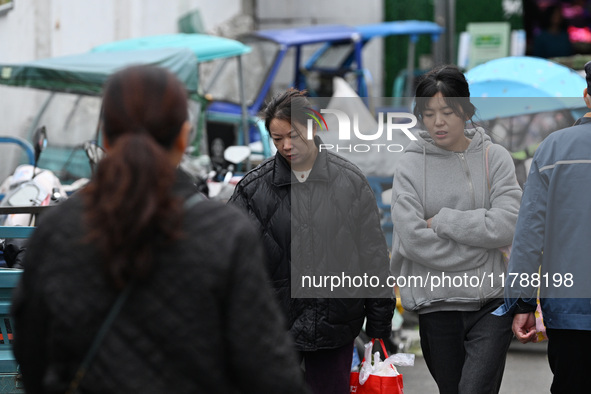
[465,56,586,121]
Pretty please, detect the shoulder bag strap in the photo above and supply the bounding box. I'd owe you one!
[66,193,206,393]
[183,192,207,210]
[66,282,135,394]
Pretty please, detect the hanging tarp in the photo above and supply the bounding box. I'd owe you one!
[0,48,199,95]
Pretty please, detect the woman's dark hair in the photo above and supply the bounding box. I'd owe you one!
[263,88,313,138]
[83,65,188,289]
[413,65,476,124]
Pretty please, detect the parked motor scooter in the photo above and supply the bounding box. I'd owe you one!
[207,145,250,201]
[180,145,251,201]
[0,127,66,225]
[0,127,65,268]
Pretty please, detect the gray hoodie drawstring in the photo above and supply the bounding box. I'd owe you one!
[423,145,426,209]
[483,144,488,209]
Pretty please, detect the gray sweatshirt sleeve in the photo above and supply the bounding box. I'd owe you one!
[391,166,489,271]
[430,145,522,248]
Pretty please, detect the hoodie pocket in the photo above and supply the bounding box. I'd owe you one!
[404,264,483,311]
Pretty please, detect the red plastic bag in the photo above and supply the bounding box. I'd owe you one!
[350,339,404,394]
[350,371,403,393]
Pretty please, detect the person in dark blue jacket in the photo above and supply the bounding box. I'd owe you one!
[495,61,591,393]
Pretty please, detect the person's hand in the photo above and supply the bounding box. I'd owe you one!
[512,312,537,344]
[426,217,433,228]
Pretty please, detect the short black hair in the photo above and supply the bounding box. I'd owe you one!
[262,88,312,137]
[413,65,476,123]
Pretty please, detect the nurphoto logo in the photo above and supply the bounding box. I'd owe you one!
[306,109,418,153]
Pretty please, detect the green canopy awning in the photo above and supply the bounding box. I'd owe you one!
[91,33,251,63]
[0,47,198,95]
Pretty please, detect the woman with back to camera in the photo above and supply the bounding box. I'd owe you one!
[11,65,308,394]
[229,88,394,394]
[390,65,522,394]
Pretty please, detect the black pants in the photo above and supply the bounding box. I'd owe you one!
[547,328,591,394]
[299,341,354,394]
[418,299,513,394]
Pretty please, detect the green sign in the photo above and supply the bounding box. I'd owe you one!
[475,35,502,47]
[467,22,510,70]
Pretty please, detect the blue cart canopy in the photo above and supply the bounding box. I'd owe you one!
[253,25,359,46]
[355,20,444,42]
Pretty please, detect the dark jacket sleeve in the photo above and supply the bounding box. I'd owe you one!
[228,179,244,201]
[224,213,309,394]
[11,225,51,393]
[228,181,261,229]
[227,178,251,210]
[357,180,395,339]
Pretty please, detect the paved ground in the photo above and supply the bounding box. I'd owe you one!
[395,328,553,393]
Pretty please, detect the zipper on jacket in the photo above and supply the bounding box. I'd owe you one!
[477,267,484,306]
[457,153,476,209]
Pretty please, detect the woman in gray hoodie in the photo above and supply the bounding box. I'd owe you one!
[390,65,522,394]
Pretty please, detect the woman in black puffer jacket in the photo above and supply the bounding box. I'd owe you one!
[229,89,395,394]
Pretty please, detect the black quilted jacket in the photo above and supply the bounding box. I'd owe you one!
[11,173,308,394]
[229,138,395,351]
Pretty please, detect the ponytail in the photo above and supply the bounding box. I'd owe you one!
[82,132,183,289]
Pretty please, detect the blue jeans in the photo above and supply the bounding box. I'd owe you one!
[418,299,513,394]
